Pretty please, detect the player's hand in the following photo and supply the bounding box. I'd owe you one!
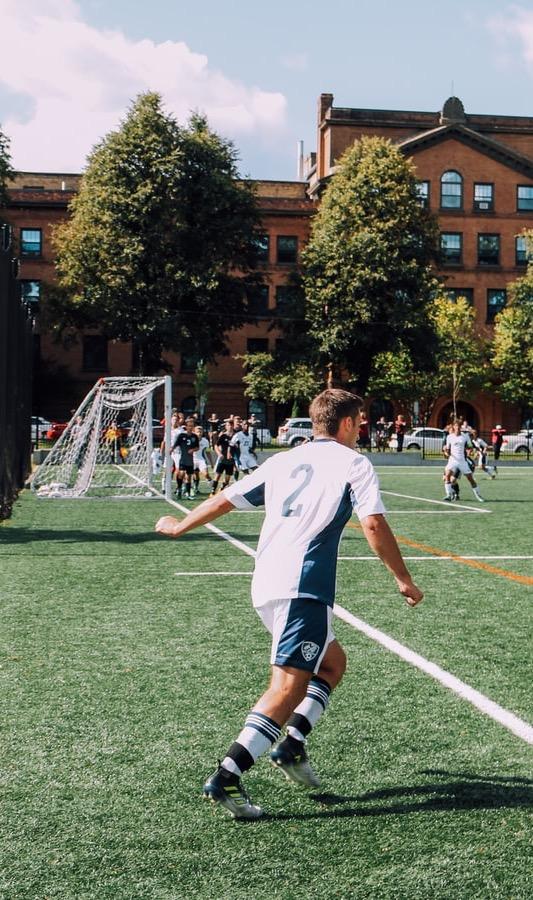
[397,580,424,607]
[155,515,180,537]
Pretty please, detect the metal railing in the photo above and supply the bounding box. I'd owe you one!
[0,224,33,519]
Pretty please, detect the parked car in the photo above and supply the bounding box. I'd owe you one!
[389,427,447,452]
[276,417,313,447]
[31,416,53,441]
[253,427,272,447]
[500,431,533,454]
[46,421,68,440]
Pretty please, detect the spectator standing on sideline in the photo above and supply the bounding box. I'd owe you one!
[357,412,371,451]
[374,416,388,452]
[394,415,407,452]
[155,389,424,820]
[491,424,506,463]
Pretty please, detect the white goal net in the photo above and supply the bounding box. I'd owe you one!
[32,376,172,499]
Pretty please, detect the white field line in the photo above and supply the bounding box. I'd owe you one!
[381,489,490,513]
[175,571,252,576]
[154,488,533,746]
[338,555,533,561]
[334,605,533,745]
[383,510,474,514]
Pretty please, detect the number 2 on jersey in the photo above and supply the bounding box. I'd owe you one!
[281,464,314,517]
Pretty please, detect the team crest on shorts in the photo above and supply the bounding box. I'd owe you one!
[301,641,320,662]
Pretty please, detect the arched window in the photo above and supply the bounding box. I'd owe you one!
[441,171,463,209]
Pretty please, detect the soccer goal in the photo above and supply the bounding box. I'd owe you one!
[32,376,173,499]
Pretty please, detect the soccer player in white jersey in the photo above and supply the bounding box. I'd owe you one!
[192,426,212,495]
[230,421,258,473]
[155,389,424,820]
[443,420,485,502]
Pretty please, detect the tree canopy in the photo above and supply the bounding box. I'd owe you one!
[491,243,533,408]
[50,93,261,373]
[302,136,439,392]
[368,293,489,422]
[0,124,14,208]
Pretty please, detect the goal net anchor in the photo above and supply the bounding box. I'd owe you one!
[32,376,173,500]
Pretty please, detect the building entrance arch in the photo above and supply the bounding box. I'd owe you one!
[438,401,478,431]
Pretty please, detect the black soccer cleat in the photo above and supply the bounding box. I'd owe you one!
[202,766,263,819]
[270,738,320,787]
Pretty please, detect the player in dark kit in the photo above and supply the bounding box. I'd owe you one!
[211,422,235,494]
[172,417,199,499]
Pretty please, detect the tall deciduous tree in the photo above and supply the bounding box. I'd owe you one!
[0,124,14,208]
[240,352,321,418]
[368,294,489,423]
[302,136,439,392]
[491,244,533,410]
[50,93,261,373]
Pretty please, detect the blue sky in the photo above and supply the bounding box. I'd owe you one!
[2,0,533,178]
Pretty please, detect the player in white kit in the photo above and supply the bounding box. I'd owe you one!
[443,421,485,502]
[230,421,258,473]
[155,389,424,819]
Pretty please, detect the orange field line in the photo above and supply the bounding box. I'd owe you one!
[347,522,533,586]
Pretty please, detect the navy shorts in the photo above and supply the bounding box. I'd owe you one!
[256,596,334,673]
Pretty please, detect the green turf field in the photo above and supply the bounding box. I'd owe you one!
[1,466,532,899]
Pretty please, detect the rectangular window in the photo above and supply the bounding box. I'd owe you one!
[82,335,108,372]
[276,235,298,264]
[516,235,529,266]
[247,285,269,316]
[253,234,269,263]
[517,185,533,211]
[440,232,462,264]
[486,289,506,323]
[478,234,500,266]
[417,181,430,208]
[275,284,296,313]
[20,280,40,305]
[20,228,42,256]
[474,183,494,211]
[246,338,269,354]
[446,288,474,305]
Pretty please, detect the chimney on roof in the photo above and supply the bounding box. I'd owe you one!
[318,93,334,125]
[440,96,466,125]
[297,141,304,180]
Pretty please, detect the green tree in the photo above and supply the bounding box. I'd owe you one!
[49,93,261,373]
[193,360,209,419]
[368,294,489,422]
[240,353,321,417]
[0,124,14,208]
[302,136,439,392]
[491,248,533,409]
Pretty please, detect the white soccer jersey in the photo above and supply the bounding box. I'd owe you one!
[224,438,386,609]
[193,436,210,468]
[445,432,472,464]
[445,432,474,475]
[231,431,257,470]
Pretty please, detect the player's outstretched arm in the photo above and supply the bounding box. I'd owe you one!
[155,494,235,538]
[359,514,424,607]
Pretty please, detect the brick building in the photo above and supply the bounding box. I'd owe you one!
[6,172,313,426]
[5,94,533,431]
[307,93,533,430]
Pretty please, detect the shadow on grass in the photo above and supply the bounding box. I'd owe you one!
[0,528,165,545]
[257,770,533,823]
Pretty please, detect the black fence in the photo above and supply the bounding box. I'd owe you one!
[0,224,33,519]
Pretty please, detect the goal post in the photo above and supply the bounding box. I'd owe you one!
[32,376,173,500]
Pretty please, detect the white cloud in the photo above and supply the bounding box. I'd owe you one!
[487,5,533,70]
[0,0,287,172]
